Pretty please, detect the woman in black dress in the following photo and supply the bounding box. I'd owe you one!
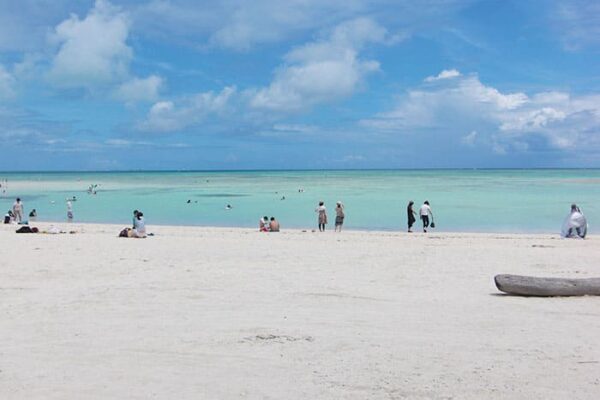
[407,200,417,232]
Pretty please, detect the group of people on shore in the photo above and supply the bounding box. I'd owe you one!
[3,194,589,239]
[4,198,24,224]
[314,201,345,232]
[407,200,435,233]
[3,197,75,224]
[259,216,280,232]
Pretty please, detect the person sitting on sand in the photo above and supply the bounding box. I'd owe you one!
[259,216,270,232]
[132,212,147,238]
[269,217,280,232]
[4,210,12,224]
[132,210,139,229]
[561,203,587,239]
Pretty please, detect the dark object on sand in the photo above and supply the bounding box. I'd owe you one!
[16,226,38,233]
[495,274,600,297]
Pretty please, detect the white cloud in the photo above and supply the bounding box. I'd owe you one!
[114,75,163,103]
[361,71,600,154]
[499,107,566,132]
[138,86,236,133]
[461,130,478,146]
[0,65,16,99]
[551,1,600,50]
[250,18,390,112]
[47,0,132,88]
[425,69,461,82]
[135,0,369,51]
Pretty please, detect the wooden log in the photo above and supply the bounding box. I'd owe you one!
[495,274,600,297]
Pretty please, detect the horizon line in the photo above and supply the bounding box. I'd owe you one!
[1,167,600,174]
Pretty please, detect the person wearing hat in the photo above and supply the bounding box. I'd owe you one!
[335,201,345,232]
[315,201,327,232]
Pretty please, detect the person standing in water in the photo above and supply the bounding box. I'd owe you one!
[407,200,417,232]
[12,198,23,223]
[66,200,73,221]
[315,201,327,232]
[334,201,345,232]
[419,200,433,233]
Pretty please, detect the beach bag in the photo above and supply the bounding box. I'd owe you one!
[118,228,129,237]
[430,221,436,229]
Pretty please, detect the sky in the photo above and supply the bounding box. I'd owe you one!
[0,0,599,170]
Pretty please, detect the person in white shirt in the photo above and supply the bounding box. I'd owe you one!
[419,200,433,233]
[12,198,23,223]
[315,201,327,232]
[133,212,147,238]
[561,203,587,239]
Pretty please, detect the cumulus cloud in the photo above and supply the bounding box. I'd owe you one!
[250,18,390,112]
[138,86,236,133]
[361,70,600,154]
[425,69,461,82]
[114,75,163,103]
[47,0,132,88]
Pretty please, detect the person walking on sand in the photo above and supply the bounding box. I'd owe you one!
[419,200,433,233]
[561,203,587,239]
[12,197,23,223]
[315,201,327,232]
[407,200,417,232]
[334,201,345,232]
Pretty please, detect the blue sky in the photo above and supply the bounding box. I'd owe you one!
[0,0,599,170]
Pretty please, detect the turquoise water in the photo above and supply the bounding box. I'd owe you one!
[0,170,598,233]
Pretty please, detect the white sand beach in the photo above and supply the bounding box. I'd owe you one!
[1,223,600,399]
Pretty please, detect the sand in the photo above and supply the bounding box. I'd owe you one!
[1,222,600,399]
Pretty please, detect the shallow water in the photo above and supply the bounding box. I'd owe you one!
[0,170,598,233]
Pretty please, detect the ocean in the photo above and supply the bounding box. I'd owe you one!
[0,170,598,233]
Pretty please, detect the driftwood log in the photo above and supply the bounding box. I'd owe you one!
[495,274,600,297]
